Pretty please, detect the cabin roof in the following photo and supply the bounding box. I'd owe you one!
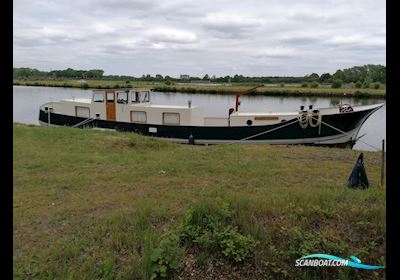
[234,112,298,116]
[62,98,92,103]
[92,88,152,92]
[131,102,200,109]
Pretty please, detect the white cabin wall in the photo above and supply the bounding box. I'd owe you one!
[189,107,204,126]
[58,100,106,119]
[125,104,204,126]
[147,107,191,125]
[229,114,297,126]
[91,103,106,119]
[115,104,131,123]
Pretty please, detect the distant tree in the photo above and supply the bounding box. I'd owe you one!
[333,70,345,81]
[331,79,343,88]
[319,73,332,83]
[307,73,319,81]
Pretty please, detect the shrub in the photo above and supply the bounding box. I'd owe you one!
[309,81,319,88]
[362,81,370,88]
[215,225,257,262]
[150,234,183,279]
[355,81,362,88]
[301,83,308,88]
[279,83,285,87]
[331,80,342,88]
[374,82,380,89]
[165,80,171,85]
[354,90,368,98]
[181,200,257,262]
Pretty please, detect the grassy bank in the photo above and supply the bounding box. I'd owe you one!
[13,79,386,98]
[13,124,386,279]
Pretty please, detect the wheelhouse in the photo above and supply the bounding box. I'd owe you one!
[92,88,151,104]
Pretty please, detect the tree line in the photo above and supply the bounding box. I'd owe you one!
[13,64,385,85]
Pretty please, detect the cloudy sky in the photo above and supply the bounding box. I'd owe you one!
[13,0,385,77]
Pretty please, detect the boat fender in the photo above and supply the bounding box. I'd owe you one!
[247,120,253,126]
[298,111,309,129]
[309,110,321,128]
[188,134,195,145]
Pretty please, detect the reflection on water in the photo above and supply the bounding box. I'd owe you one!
[13,86,385,152]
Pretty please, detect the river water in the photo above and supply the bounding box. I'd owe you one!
[13,86,386,151]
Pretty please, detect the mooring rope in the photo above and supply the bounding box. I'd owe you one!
[223,112,382,151]
[225,118,299,144]
[310,115,382,151]
[298,111,322,129]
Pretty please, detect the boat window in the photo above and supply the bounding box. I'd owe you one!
[117,92,128,104]
[107,92,114,102]
[131,111,147,123]
[132,91,140,103]
[75,106,90,118]
[142,91,150,102]
[93,93,104,102]
[163,112,180,125]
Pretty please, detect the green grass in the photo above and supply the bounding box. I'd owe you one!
[13,124,386,279]
[13,79,386,98]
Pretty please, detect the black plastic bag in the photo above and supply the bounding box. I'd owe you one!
[348,153,369,189]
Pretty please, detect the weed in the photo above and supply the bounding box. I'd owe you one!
[150,234,183,279]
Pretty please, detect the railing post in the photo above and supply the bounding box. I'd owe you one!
[381,139,385,187]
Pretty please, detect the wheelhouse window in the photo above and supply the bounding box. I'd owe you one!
[132,91,140,103]
[93,93,104,102]
[163,112,180,125]
[75,106,90,118]
[142,91,150,102]
[131,90,150,103]
[131,111,147,123]
[117,92,128,104]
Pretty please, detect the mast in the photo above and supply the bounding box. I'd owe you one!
[235,84,264,112]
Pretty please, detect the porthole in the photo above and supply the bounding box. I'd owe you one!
[247,120,253,126]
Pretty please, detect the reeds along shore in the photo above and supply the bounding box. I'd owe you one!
[13,79,386,98]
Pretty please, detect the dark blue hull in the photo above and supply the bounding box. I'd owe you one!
[38,107,378,147]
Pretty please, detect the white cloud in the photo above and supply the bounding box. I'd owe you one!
[201,13,264,39]
[13,0,385,76]
[145,28,198,44]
